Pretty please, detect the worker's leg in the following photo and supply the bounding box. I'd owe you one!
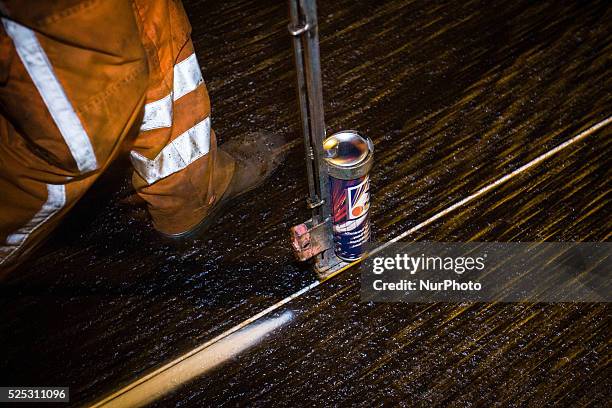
[130,0,235,235]
[0,0,148,275]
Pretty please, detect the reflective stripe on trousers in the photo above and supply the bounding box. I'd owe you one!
[1,18,96,266]
[130,52,212,185]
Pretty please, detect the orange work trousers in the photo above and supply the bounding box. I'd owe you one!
[0,0,235,276]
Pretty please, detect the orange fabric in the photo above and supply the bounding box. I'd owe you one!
[0,0,234,274]
[130,1,234,233]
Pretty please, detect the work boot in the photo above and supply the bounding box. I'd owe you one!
[165,131,289,240]
[222,131,288,198]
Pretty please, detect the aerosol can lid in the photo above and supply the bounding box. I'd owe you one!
[323,130,374,179]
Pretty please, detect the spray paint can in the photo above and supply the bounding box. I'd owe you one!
[323,130,374,261]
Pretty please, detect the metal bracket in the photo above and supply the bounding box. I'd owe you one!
[290,218,347,280]
[290,219,331,262]
[288,0,345,278]
[313,250,347,280]
[287,22,310,36]
[306,197,325,209]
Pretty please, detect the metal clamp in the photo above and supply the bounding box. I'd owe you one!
[290,219,332,262]
[287,22,310,36]
[306,197,325,209]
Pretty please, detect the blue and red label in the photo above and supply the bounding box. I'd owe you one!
[330,175,371,261]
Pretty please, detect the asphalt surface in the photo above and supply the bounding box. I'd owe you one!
[0,0,610,406]
[155,129,610,407]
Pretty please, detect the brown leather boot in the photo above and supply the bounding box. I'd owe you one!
[221,131,288,199]
[164,131,289,240]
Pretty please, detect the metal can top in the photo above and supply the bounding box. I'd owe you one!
[323,130,374,179]
[323,131,369,167]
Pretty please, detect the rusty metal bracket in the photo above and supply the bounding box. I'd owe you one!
[290,219,331,262]
[290,217,347,280]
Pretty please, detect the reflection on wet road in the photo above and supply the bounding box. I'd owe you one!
[92,312,293,407]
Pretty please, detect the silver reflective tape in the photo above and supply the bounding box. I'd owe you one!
[2,18,98,173]
[0,184,66,265]
[173,53,203,101]
[130,117,211,184]
[140,93,173,131]
[139,53,204,132]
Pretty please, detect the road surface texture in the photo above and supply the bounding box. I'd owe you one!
[0,0,610,406]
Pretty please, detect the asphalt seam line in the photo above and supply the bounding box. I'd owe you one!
[89,115,611,407]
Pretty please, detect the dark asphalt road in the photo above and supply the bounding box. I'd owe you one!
[152,127,610,407]
[0,0,610,406]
